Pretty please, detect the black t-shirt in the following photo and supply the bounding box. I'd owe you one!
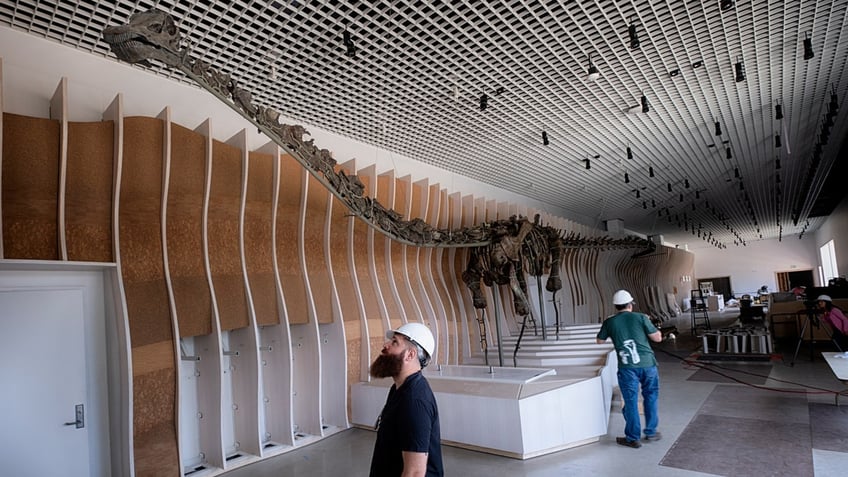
[370,371,443,477]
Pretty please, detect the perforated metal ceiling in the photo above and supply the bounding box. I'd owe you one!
[2,0,847,249]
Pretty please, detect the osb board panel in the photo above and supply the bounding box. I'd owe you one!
[390,177,417,323]
[1,113,59,259]
[406,183,429,320]
[352,174,381,335]
[66,120,114,262]
[304,173,333,324]
[208,139,248,331]
[133,369,179,477]
[167,124,212,338]
[245,151,279,326]
[374,175,401,327]
[347,336,361,392]
[276,155,308,324]
[120,117,173,348]
[329,193,358,323]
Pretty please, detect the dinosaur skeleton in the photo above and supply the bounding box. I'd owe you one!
[102,10,656,358]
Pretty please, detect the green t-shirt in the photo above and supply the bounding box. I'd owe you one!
[596,311,658,369]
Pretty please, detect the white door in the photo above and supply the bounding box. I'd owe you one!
[0,288,91,477]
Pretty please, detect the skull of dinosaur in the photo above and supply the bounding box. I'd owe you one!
[102,9,182,67]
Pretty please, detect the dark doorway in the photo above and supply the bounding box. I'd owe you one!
[776,270,815,292]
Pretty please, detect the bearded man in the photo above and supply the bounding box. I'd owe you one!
[369,323,443,477]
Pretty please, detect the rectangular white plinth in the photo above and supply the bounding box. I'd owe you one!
[351,350,617,459]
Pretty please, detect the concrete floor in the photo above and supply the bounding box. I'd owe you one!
[221,311,848,477]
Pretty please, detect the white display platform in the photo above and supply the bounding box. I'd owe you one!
[351,350,617,459]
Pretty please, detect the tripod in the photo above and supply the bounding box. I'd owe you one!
[790,308,844,366]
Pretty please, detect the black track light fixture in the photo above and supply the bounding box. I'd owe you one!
[775,134,781,148]
[629,21,640,50]
[679,193,684,202]
[721,0,734,11]
[542,130,549,146]
[343,28,357,57]
[667,182,673,193]
[641,92,650,113]
[715,121,722,136]
[643,201,647,209]
[775,158,781,170]
[734,58,745,82]
[587,53,600,82]
[627,147,633,160]
[775,103,784,120]
[685,179,690,189]
[479,93,488,111]
[582,158,591,170]
[734,167,740,179]
[695,190,701,199]
[804,32,814,60]
[726,147,732,160]
[624,172,630,184]
[652,199,656,208]
[635,189,641,199]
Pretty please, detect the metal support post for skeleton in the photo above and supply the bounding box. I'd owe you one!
[536,277,547,341]
[492,286,504,368]
[550,291,561,340]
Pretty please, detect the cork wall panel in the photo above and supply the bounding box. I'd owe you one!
[329,207,357,324]
[244,151,279,326]
[1,113,59,259]
[166,124,211,338]
[276,154,308,324]
[406,183,429,319]
[120,117,172,348]
[208,139,249,331]
[375,175,401,327]
[119,117,178,476]
[304,173,333,324]
[389,178,418,323]
[352,174,382,356]
[65,120,114,262]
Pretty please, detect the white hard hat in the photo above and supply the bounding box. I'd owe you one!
[387,322,435,359]
[817,294,832,302]
[613,290,635,305]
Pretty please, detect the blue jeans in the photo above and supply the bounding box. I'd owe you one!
[617,366,659,442]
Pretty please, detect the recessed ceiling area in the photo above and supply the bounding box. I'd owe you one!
[1,0,846,250]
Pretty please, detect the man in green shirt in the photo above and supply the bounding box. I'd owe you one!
[596,290,663,448]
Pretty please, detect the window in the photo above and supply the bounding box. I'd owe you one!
[820,240,839,284]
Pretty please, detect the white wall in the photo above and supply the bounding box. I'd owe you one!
[814,194,848,282]
[692,236,819,297]
[0,26,598,226]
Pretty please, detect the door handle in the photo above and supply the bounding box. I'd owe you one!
[64,404,85,429]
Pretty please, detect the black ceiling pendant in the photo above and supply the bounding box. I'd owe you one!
[627,147,633,160]
[343,28,357,57]
[726,147,732,159]
[542,130,549,145]
[776,158,781,170]
[649,166,655,178]
[715,121,722,136]
[641,93,650,113]
[582,158,591,170]
[804,32,814,60]
[629,21,640,50]
[685,179,690,188]
[624,172,630,184]
[775,103,784,120]
[667,183,673,192]
[479,93,488,110]
[775,133,781,148]
[735,59,745,82]
[587,53,600,82]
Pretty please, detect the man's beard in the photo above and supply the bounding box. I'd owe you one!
[369,351,404,378]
